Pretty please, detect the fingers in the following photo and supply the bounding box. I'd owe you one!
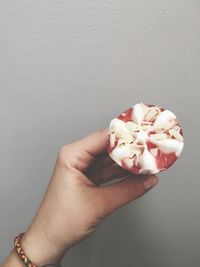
[86,151,129,185]
[100,164,130,183]
[97,153,129,182]
[73,128,109,157]
[63,128,109,172]
[98,152,115,166]
[87,162,130,185]
[98,175,159,217]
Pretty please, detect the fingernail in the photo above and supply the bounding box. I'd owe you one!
[143,176,158,191]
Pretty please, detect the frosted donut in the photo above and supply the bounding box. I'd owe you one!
[107,103,184,175]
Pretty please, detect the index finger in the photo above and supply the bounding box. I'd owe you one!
[65,128,109,172]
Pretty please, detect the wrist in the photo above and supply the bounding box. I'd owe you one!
[1,249,25,267]
[20,222,65,266]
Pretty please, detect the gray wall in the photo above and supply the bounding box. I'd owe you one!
[0,1,200,266]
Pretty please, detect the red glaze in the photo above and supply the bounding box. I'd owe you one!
[156,151,177,170]
[117,108,133,122]
[131,162,141,174]
[120,158,141,174]
[146,141,157,150]
[146,141,177,171]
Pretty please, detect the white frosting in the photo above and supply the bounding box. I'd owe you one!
[154,110,176,127]
[110,118,129,137]
[136,130,149,143]
[110,118,126,131]
[109,103,184,174]
[111,144,132,161]
[123,157,135,169]
[152,139,184,157]
[139,148,158,174]
[132,103,145,125]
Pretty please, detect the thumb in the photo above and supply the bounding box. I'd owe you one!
[99,175,158,217]
[60,128,108,172]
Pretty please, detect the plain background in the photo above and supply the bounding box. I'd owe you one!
[0,1,199,266]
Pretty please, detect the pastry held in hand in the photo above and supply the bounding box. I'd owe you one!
[107,103,184,175]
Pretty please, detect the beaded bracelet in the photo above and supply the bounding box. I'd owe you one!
[14,233,62,267]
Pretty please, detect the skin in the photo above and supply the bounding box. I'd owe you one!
[1,128,158,266]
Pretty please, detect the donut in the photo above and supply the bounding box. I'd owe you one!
[107,103,184,175]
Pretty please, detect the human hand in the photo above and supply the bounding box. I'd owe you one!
[11,129,158,266]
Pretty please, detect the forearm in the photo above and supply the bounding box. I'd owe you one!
[1,165,78,267]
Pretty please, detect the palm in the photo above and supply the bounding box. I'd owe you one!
[85,151,130,186]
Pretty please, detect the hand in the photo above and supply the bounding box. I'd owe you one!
[2,129,158,266]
